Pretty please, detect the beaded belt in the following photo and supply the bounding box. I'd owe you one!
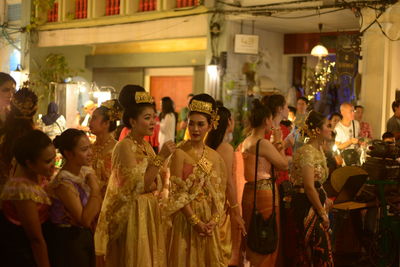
[245,179,273,190]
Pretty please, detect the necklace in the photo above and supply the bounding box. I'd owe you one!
[93,136,114,156]
[127,134,148,155]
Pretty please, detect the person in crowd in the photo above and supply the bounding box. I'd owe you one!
[0,130,55,267]
[354,105,372,139]
[387,99,400,139]
[39,102,66,140]
[95,88,175,267]
[89,99,122,197]
[166,94,228,267]
[294,97,309,128]
[329,112,342,130]
[382,131,395,143]
[0,87,38,202]
[176,93,194,142]
[335,103,360,166]
[46,129,102,267]
[79,100,97,131]
[0,72,16,127]
[118,85,160,151]
[291,110,334,266]
[288,106,296,122]
[262,94,292,185]
[205,106,246,265]
[240,99,288,266]
[159,96,177,149]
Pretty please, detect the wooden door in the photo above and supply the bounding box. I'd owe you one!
[150,76,193,112]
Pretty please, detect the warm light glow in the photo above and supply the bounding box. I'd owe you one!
[93,91,111,106]
[207,65,218,80]
[311,44,328,58]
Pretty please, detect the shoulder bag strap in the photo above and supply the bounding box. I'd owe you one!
[352,120,355,138]
[254,139,262,210]
[271,164,276,215]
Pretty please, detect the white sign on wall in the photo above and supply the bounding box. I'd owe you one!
[234,34,259,54]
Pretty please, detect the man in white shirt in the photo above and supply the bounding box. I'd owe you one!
[335,102,360,150]
[335,103,360,165]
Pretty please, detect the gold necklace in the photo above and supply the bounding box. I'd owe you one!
[93,136,114,155]
[128,134,148,155]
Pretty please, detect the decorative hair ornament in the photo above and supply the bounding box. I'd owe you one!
[135,92,154,104]
[101,100,123,121]
[11,95,37,119]
[299,110,318,138]
[189,99,220,129]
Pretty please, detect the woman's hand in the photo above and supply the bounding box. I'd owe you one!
[231,211,247,236]
[194,221,212,236]
[321,214,330,230]
[158,140,176,160]
[86,173,100,193]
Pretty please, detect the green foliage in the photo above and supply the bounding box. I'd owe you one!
[29,53,78,112]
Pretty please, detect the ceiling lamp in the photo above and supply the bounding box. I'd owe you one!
[311,23,328,58]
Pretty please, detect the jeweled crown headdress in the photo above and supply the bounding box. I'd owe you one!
[101,99,123,121]
[189,99,220,129]
[135,92,154,104]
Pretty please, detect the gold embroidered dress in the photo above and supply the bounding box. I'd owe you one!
[92,138,117,197]
[94,137,166,267]
[166,142,227,267]
[291,144,334,266]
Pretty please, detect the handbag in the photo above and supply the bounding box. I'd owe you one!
[247,139,278,255]
[341,121,360,166]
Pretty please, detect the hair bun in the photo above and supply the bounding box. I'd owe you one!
[118,85,145,109]
[252,98,263,108]
[53,135,62,149]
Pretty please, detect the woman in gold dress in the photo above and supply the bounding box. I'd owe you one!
[166,94,228,267]
[205,105,246,265]
[89,99,123,197]
[291,111,334,266]
[95,88,176,267]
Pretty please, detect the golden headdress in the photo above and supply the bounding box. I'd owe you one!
[100,99,123,121]
[135,92,154,104]
[189,99,220,129]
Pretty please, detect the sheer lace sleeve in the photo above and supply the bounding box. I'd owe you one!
[0,177,51,205]
[95,139,149,256]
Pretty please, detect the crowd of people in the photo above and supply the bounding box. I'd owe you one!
[0,70,395,267]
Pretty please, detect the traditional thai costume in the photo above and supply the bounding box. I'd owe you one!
[291,144,334,267]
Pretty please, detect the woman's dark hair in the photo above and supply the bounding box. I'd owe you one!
[297,96,309,105]
[305,111,326,134]
[53,128,86,157]
[188,94,217,124]
[118,85,155,129]
[328,112,342,121]
[95,99,123,132]
[14,130,52,167]
[205,106,231,149]
[382,131,395,140]
[249,99,272,128]
[0,87,38,166]
[160,97,176,120]
[261,94,286,117]
[0,72,16,87]
[288,106,297,115]
[392,100,400,113]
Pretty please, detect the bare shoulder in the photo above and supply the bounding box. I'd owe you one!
[216,142,234,155]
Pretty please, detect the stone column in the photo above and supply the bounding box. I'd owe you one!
[359,3,400,138]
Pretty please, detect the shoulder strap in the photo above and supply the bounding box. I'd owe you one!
[271,164,276,215]
[253,139,262,210]
[352,120,355,138]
